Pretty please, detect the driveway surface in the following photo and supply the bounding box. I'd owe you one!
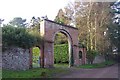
[58,64,118,78]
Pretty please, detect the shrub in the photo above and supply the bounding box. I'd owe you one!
[2,25,41,51]
[105,53,119,62]
[54,44,69,63]
[86,50,98,64]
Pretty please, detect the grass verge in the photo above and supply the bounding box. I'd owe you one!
[2,67,70,78]
[54,63,69,68]
[79,61,116,69]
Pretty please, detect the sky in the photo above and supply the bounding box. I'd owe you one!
[0,0,119,24]
[0,0,73,24]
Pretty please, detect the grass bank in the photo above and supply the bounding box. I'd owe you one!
[79,61,116,69]
[54,63,69,68]
[2,67,70,78]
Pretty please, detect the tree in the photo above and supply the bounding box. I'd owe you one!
[0,18,4,27]
[27,16,41,37]
[55,1,113,64]
[2,25,41,50]
[55,1,112,53]
[29,16,40,28]
[109,0,120,54]
[54,33,68,45]
[55,9,72,25]
[111,0,120,25]
[9,17,27,27]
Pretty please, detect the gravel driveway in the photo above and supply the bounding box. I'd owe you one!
[59,64,118,78]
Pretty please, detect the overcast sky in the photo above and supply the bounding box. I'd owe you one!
[0,0,74,24]
[0,0,119,24]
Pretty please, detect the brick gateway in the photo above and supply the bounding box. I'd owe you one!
[30,19,86,68]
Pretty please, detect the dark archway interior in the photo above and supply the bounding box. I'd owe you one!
[79,51,82,59]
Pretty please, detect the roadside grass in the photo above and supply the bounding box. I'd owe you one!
[2,64,70,78]
[54,63,69,68]
[79,60,116,69]
[0,69,2,79]
[32,62,40,68]
[2,61,116,78]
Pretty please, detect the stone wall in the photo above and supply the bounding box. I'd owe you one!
[2,47,30,70]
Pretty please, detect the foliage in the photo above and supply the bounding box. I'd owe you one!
[86,49,98,64]
[54,44,69,63]
[0,18,4,26]
[54,33,68,45]
[27,17,43,47]
[79,60,115,69]
[2,25,41,50]
[105,53,119,62]
[9,17,27,27]
[111,0,120,25]
[108,23,119,50]
[32,47,40,64]
[55,2,112,53]
[29,16,41,29]
[109,0,120,54]
[32,47,40,56]
[54,9,70,25]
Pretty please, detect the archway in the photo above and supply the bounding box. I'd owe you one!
[32,47,41,68]
[53,30,73,67]
[40,19,80,68]
[79,51,82,59]
[78,48,87,65]
[29,46,41,68]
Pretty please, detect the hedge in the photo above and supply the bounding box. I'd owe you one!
[31,44,69,64]
[2,25,41,51]
[32,47,40,63]
[86,50,98,64]
[54,44,69,63]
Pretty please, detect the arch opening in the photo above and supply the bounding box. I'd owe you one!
[32,47,41,68]
[53,29,73,67]
[79,51,82,59]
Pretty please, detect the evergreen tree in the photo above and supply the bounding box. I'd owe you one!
[9,17,27,27]
[111,0,120,25]
[0,18,4,27]
[110,0,120,54]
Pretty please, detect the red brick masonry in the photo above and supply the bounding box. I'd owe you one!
[29,19,86,68]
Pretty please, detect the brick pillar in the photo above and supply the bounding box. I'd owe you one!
[82,48,86,64]
[73,45,79,66]
[44,41,54,68]
[29,48,33,69]
[40,44,44,68]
